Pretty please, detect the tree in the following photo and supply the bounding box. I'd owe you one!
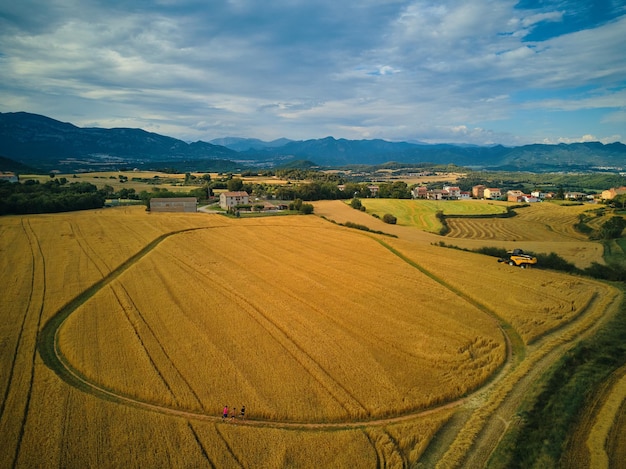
[289,198,303,211]
[227,177,244,191]
[300,203,314,214]
[556,186,565,200]
[598,216,626,239]
[613,194,626,210]
[350,198,362,210]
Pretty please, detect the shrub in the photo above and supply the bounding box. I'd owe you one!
[300,203,314,215]
[382,213,397,224]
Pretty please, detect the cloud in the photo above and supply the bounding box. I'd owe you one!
[0,0,624,145]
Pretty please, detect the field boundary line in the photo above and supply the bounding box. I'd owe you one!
[187,422,217,469]
[372,238,524,365]
[113,281,207,410]
[447,286,622,468]
[8,220,48,468]
[36,225,478,430]
[0,220,36,420]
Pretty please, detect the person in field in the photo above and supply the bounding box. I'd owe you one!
[222,405,228,420]
[230,406,237,421]
[240,405,245,420]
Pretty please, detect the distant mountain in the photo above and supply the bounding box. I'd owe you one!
[1,112,625,172]
[241,137,626,169]
[210,137,293,152]
[0,112,238,172]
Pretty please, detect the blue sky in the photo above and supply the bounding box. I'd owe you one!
[1,0,624,145]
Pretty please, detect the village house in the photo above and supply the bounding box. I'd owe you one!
[507,190,525,202]
[601,186,626,200]
[565,191,588,201]
[411,186,428,199]
[219,191,249,210]
[483,188,502,200]
[443,185,461,199]
[472,184,486,199]
[427,189,446,200]
[367,185,379,197]
[459,191,471,200]
[150,197,197,213]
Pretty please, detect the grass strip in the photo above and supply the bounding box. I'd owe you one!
[487,285,626,468]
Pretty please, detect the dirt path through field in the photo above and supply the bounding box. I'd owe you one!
[448,290,623,469]
[37,212,620,469]
[38,225,516,433]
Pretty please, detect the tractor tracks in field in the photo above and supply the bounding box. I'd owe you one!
[37,225,505,433]
[1,219,48,468]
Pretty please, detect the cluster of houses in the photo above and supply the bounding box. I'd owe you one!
[156,186,626,214]
[217,191,289,212]
[411,184,626,203]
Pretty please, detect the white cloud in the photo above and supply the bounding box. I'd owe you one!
[0,0,624,145]
[521,11,563,28]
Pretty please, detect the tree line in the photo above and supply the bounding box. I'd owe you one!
[0,179,106,215]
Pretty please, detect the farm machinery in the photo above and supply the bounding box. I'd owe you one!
[498,248,537,268]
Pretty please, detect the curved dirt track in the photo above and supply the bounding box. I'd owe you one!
[38,224,515,432]
[36,208,620,468]
[312,202,622,466]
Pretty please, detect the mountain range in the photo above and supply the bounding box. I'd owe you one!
[1,111,625,173]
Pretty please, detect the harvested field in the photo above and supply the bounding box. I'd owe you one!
[446,202,592,241]
[313,199,604,268]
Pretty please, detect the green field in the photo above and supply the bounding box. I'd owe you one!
[358,198,509,233]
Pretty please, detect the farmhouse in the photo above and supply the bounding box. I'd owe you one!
[507,190,525,202]
[220,191,249,209]
[443,185,461,199]
[601,186,626,200]
[411,186,428,199]
[427,189,447,200]
[472,184,486,198]
[150,197,197,212]
[483,188,502,200]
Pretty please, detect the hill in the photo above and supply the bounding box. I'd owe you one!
[0,112,238,172]
[1,112,625,172]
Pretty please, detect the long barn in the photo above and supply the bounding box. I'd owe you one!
[149,197,197,213]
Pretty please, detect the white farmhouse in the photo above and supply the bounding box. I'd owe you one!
[220,191,249,210]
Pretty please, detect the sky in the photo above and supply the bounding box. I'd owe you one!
[1,0,625,146]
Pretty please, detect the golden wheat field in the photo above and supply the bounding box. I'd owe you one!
[0,203,621,468]
[315,199,605,269]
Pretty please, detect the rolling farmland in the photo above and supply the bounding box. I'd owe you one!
[1,203,623,467]
[319,198,605,268]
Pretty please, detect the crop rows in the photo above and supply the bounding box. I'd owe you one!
[2,204,619,467]
[446,203,591,241]
[57,219,506,423]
